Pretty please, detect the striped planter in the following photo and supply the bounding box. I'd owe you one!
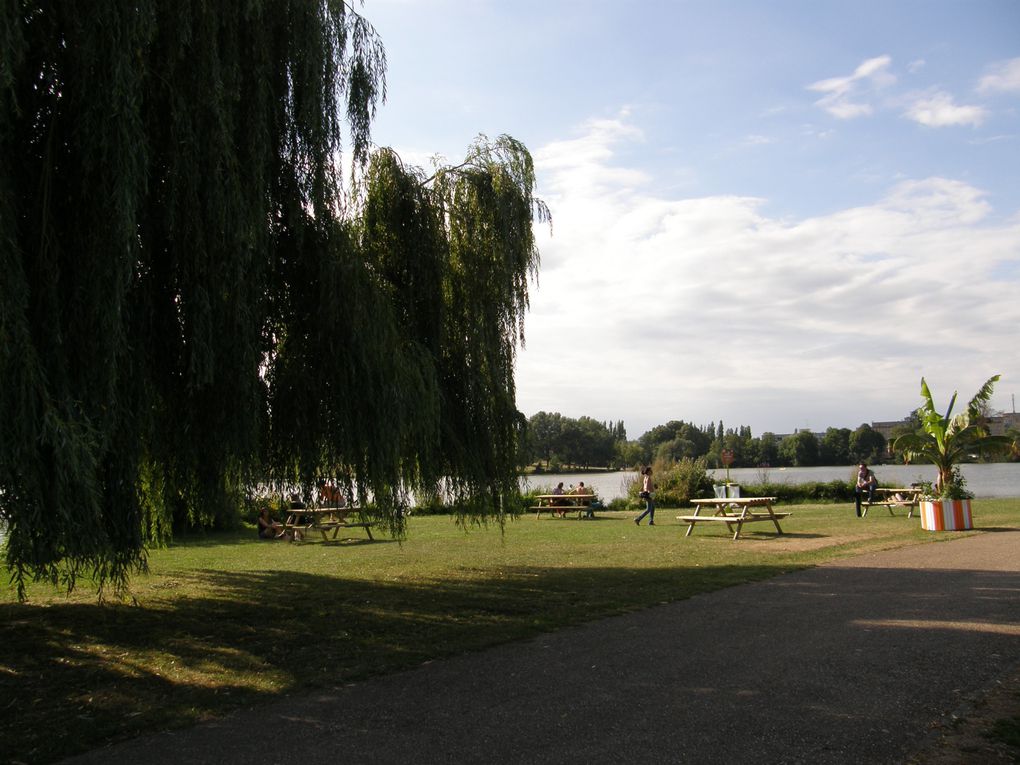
[919,499,973,531]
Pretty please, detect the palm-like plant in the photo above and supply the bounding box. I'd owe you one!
[893,375,1012,498]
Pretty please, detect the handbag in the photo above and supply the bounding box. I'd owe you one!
[639,490,650,500]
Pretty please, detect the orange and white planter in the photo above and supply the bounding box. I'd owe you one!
[919,499,973,531]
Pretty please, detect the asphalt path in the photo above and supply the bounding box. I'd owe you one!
[68,529,1020,764]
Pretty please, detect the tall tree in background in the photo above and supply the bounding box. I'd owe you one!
[848,424,886,464]
[1,1,545,595]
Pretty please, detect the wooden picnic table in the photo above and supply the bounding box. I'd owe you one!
[677,496,790,540]
[860,487,922,518]
[530,493,598,519]
[284,505,376,542]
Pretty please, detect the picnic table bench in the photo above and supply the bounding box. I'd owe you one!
[530,493,598,519]
[284,505,376,541]
[860,487,922,518]
[677,496,790,540]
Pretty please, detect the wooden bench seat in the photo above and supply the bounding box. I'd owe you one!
[680,497,788,540]
[676,512,791,523]
[530,504,597,519]
[861,500,917,518]
[285,517,376,541]
[677,515,735,523]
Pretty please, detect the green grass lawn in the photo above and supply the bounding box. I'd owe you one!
[3,499,1018,763]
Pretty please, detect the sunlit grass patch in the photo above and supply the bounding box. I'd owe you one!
[2,499,1018,762]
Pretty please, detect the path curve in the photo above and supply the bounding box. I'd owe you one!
[67,530,1020,764]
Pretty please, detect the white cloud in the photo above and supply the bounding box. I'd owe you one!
[518,116,1020,436]
[904,90,988,127]
[808,55,895,119]
[977,57,1020,94]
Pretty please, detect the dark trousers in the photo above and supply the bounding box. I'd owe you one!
[855,485,875,517]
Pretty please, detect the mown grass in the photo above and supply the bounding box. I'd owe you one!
[3,499,1018,763]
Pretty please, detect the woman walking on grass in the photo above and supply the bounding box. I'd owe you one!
[634,466,655,525]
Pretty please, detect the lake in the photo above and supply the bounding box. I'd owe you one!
[524,463,1020,500]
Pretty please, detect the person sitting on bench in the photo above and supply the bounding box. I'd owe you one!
[573,482,595,518]
[855,463,878,518]
[317,482,347,509]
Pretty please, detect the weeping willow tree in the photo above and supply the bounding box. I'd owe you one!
[338,137,549,519]
[1,1,546,597]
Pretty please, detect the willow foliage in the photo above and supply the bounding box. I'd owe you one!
[2,2,546,597]
[356,139,548,519]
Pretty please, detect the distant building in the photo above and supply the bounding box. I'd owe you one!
[989,412,1020,436]
[870,420,907,441]
[871,413,1020,440]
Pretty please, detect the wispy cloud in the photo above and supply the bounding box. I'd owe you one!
[904,90,988,127]
[977,57,1020,94]
[519,116,1020,435]
[808,55,895,119]
[740,134,775,147]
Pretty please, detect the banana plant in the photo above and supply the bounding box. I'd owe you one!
[893,375,1013,498]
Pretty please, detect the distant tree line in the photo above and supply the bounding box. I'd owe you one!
[524,414,897,470]
[636,419,890,468]
[524,412,628,470]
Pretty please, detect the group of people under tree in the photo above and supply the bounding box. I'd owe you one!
[256,482,349,541]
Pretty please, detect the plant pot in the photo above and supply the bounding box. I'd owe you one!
[919,499,973,531]
[713,484,741,499]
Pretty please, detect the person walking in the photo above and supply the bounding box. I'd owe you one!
[634,466,655,525]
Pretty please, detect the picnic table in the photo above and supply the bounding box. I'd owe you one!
[677,496,790,540]
[284,505,376,542]
[530,493,598,519]
[860,487,922,518]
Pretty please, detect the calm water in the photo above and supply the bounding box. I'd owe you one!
[525,463,1020,500]
[521,472,641,501]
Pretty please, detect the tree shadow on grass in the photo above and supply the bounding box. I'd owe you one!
[14,561,1020,765]
[317,536,392,547]
[973,526,1019,533]
[0,560,786,764]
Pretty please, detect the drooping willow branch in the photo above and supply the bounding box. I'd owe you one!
[1,2,547,598]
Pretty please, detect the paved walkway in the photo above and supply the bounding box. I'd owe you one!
[70,530,1020,764]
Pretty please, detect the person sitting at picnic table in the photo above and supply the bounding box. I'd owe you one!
[575,485,591,510]
[573,481,597,518]
[854,463,878,518]
[317,482,347,509]
[550,482,567,517]
[257,506,287,540]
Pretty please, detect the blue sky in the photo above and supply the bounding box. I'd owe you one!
[365,0,1020,438]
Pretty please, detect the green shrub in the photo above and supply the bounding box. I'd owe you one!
[737,481,832,503]
[732,479,908,503]
[626,457,714,507]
